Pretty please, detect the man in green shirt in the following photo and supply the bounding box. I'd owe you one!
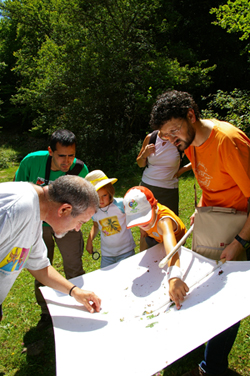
[15,129,89,329]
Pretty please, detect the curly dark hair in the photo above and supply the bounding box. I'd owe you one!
[149,90,200,129]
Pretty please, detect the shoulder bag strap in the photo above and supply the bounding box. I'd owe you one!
[149,130,158,145]
[45,156,52,185]
[45,157,84,185]
[66,159,84,176]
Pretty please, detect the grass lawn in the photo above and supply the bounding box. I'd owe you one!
[0,164,249,376]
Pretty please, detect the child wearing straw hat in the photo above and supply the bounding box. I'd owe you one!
[85,170,136,268]
[123,186,189,309]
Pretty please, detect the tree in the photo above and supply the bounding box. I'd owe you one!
[202,1,250,138]
[0,0,214,172]
[0,2,26,128]
[211,0,250,45]
[201,89,250,137]
[158,0,250,94]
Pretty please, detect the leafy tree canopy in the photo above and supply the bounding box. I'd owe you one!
[211,0,250,45]
[0,0,215,171]
[0,0,250,174]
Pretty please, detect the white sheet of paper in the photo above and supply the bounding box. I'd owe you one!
[41,245,250,376]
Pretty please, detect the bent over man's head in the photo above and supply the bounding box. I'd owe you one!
[48,175,99,217]
[149,90,200,130]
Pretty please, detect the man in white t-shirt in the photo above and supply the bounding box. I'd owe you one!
[0,175,101,321]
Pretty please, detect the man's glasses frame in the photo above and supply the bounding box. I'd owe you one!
[159,119,184,141]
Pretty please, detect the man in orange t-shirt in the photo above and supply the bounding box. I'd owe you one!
[149,90,250,376]
[185,119,250,212]
[150,90,250,261]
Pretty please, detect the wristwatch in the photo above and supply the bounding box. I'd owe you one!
[235,234,250,249]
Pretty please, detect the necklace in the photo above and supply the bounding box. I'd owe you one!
[100,203,111,213]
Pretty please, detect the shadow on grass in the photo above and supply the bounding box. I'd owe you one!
[15,326,56,376]
[162,344,205,376]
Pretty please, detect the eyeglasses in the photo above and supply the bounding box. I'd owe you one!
[159,120,184,140]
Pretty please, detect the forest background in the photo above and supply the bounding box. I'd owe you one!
[1,0,250,176]
[1,1,250,376]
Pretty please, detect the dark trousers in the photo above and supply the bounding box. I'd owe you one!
[35,226,84,314]
[140,181,179,215]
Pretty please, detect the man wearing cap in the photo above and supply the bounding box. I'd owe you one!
[123,186,188,309]
[14,129,89,330]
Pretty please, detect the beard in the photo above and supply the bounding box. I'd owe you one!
[54,232,68,239]
[174,124,195,151]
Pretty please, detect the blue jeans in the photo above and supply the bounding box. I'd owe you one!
[101,250,135,268]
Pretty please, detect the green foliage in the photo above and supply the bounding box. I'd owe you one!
[0,3,27,128]
[0,146,18,169]
[201,89,250,136]
[157,0,250,94]
[211,0,250,43]
[0,0,216,172]
[1,0,250,173]
[0,62,6,111]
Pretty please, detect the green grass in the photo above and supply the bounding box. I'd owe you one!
[0,162,249,376]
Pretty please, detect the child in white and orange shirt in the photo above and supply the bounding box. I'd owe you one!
[123,186,188,309]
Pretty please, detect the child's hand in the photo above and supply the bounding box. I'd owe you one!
[168,278,189,310]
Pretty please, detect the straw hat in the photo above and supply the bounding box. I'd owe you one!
[85,170,117,191]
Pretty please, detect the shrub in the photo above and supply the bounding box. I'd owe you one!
[0,147,18,169]
[201,89,250,137]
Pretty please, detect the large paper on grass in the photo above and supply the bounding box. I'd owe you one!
[41,245,250,376]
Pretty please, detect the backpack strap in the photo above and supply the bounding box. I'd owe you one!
[145,130,158,168]
[45,156,52,185]
[44,156,84,185]
[66,159,84,176]
[148,130,158,145]
[179,151,184,168]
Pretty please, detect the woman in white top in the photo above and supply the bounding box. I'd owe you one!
[137,130,191,215]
